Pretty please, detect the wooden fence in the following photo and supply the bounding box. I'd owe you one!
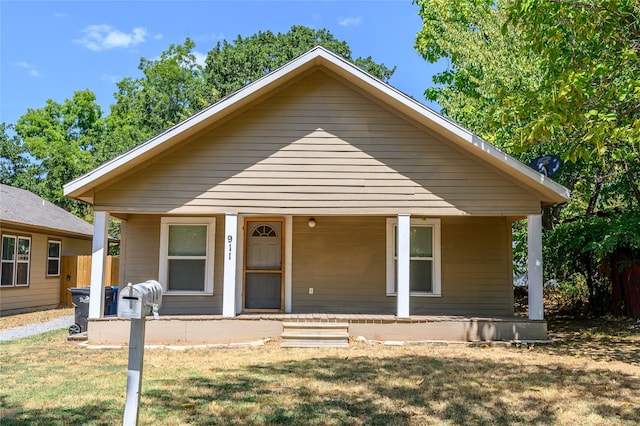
[60,256,120,307]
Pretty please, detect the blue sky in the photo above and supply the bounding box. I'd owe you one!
[1,0,445,128]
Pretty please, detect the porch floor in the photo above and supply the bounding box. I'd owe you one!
[89,313,546,345]
[156,312,538,324]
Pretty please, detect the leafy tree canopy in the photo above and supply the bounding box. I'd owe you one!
[12,90,105,217]
[205,25,396,98]
[106,38,217,156]
[415,0,640,315]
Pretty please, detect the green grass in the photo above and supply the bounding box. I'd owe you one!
[1,321,639,425]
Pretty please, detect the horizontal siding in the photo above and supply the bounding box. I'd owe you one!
[122,214,224,315]
[0,232,61,313]
[95,71,540,215]
[292,216,392,313]
[60,237,92,256]
[434,217,513,315]
[121,215,160,285]
[291,215,513,316]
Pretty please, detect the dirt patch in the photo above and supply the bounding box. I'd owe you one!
[0,307,74,331]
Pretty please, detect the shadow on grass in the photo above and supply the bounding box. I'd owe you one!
[0,395,120,426]
[142,353,640,425]
[547,316,640,365]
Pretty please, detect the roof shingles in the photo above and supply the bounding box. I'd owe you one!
[0,184,92,237]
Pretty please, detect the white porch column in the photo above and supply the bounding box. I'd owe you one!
[223,213,238,318]
[527,213,544,320]
[396,214,411,318]
[89,211,109,319]
[284,216,292,313]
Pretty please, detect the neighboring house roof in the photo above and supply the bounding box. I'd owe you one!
[64,46,569,206]
[0,184,93,238]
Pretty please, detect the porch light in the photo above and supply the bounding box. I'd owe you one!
[308,218,317,228]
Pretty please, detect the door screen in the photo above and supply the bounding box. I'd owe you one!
[244,220,283,310]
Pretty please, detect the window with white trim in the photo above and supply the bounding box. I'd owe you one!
[159,217,215,294]
[1,235,31,287]
[47,240,62,277]
[386,218,441,296]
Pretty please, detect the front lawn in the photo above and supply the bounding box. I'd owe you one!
[1,317,638,425]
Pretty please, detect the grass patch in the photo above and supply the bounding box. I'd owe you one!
[1,320,639,425]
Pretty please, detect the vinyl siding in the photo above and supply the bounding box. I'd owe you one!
[94,71,540,216]
[0,229,90,314]
[121,214,224,315]
[291,216,514,316]
[60,237,92,256]
[292,216,391,313]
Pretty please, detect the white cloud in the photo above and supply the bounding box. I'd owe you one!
[13,61,40,77]
[154,33,164,40]
[338,16,362,27]
[193,50,207,67]
[75,25,148,51]
[54,12,69,19]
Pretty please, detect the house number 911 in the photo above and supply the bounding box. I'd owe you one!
[227,235,233,260]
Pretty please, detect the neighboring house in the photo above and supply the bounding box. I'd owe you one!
[0,184,93,314]
[64,47,569,343]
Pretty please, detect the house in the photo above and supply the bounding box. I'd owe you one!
[63,47,569,344]
[0,184,93,314]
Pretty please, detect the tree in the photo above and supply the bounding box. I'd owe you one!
[415,0,640,316]
[106,38,217,156]
[205,25,396,98]
[13,90,105,216]
[508,0,640,315]
[0,123,40,190]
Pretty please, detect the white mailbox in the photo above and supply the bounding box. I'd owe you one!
[117,280,163,320]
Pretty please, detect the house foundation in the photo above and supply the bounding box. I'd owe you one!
[87,314,547,345]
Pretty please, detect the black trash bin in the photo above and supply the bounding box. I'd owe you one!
[104,286,116,316]
[68,287,90,335]
[68,286,115,335]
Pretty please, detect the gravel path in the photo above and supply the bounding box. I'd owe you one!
[0,315,74,341]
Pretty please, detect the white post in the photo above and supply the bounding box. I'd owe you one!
[123,318,145,425]
[89,211,109,319]
[527,214,544,320]
[284,216,292,313]
[396,214,411,318]
[223,213,238,317]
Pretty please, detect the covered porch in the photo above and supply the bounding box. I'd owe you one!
[85,212,546,325]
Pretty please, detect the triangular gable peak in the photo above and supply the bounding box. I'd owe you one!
[64,46,569,208]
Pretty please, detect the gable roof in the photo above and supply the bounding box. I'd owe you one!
[64,46,569,206]
[0,184,93,238]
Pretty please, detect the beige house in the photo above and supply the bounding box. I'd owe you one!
[1,184,93,314]
[64,47,569,344]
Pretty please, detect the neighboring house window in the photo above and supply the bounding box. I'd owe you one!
[386,218,441,296]
[159,217,215,294]
[47,240,62,277]
[1,235,31,287]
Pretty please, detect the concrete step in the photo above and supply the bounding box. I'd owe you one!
[281,322,349,348]
[282,322,349,332]
[281,340,349,348]
[281,332,349,339]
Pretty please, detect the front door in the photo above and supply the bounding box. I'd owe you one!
[243,218,284,311]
